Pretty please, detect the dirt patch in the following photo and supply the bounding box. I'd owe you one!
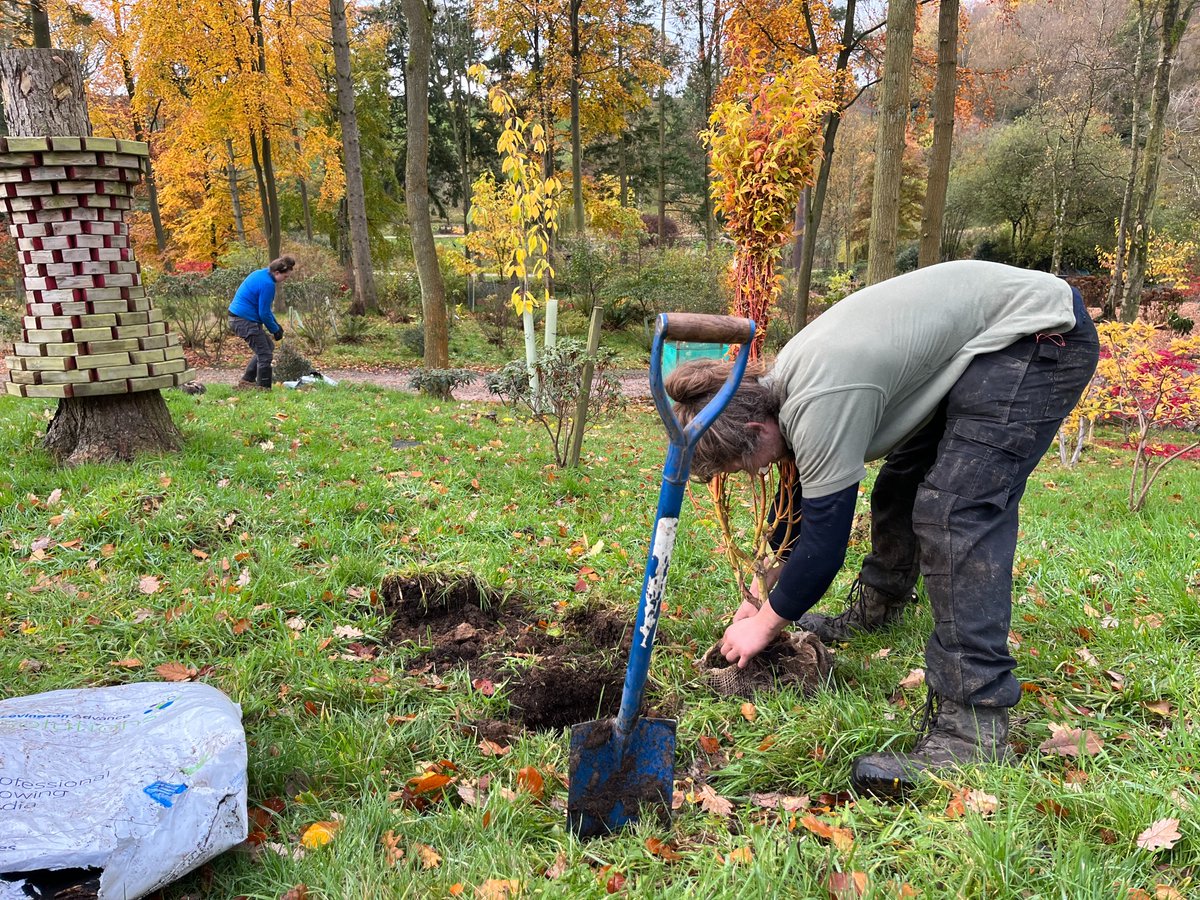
[381,573,634,730]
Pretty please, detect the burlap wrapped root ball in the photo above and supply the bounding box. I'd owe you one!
[700,630,833,698]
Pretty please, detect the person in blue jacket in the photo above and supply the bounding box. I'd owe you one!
[228,255,296,390]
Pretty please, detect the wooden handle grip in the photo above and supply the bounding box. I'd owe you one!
[660,313,754,345]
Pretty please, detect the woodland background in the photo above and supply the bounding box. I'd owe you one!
[1,0,1198,365]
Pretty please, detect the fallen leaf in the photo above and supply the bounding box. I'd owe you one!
[285,616,306,632]
[872,648,892,659]
[1143,700,1173,717]
[300,820,341,849]
[1155,885,1184,900]
[695,784,734,816]
[473,678,497,697]
[479,739,510,756]
[1039,724,1104,757]
[408,771,453,795]
[279,886,308,900]
[475,878,522,899]
[517,766,545,798]
[110,657,142,669]
[138,574,161,594]
[800,815,834,839]
[698,735,721,754]
[333,625,364,639]
[1136,818,1181,852]
[605,870,625,893]
[740,702,757,722]
[829,826,855,851]
[727,845,753,865]
[414,842,441,868]
[450,885,465,897]
[155,662,198,682]
[544,851,569,879]
[381,830,404,865]
[645,836,682,861]
[826,871,869,899]
[750,792,810,812]
[1036,798,1069,818]
[965,790,999,817]
[898,668,925,690]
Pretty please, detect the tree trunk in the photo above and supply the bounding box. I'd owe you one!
[866,0,916,285]
[331,0,379,315]
[1106,2,1150,320]
[793,0,856,328]
[117,52,168,254]
[1119,0,1196,322]
[0,48,183,466]
[30,0,52,48]
[401,0,449,368]
[917,0,958,268]
[251,0,281,260]
[569,0,585,233]
[227,138,247,244]
[657,0,667,246]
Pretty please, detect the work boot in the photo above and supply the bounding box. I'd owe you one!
[797,578,913,642]
[850,695,1013,799]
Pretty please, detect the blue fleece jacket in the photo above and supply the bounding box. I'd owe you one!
[228,268,282,334]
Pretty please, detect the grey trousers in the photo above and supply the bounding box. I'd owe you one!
[229,315,274,387]
[859,289,1099,708]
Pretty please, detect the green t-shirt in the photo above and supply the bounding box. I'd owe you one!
[770,260,1076,498]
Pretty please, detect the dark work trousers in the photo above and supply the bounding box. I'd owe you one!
[859,288,1099,709]
[229,315,275,387]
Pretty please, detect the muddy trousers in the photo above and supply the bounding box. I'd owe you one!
[229,315,275,388]
[859,290,1099,709]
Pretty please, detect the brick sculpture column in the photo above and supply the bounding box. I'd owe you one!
[2,135,194,400]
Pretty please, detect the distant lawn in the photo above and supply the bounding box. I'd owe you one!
[2,386,1198,898]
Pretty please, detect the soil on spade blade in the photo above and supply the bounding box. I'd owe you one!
[381,573,638,730]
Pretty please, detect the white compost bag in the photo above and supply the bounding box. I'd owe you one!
[0,682,247,900]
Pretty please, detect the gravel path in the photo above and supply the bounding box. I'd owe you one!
[194,365,653,401]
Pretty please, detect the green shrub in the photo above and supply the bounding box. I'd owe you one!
[408,367,476,400]
[335,312,372,344]
[485,338,624,467]
[599,247,732,331]
[376,270,421,320]
[400,325,425,357]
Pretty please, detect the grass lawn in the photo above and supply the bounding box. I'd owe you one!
[2,384,1199,899]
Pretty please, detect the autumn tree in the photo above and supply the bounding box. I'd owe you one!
[704,53,833,359]
[917,0,959,267]
[1118,0,1199,322]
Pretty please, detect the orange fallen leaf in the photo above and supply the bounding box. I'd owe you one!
[475,878,522,899]
[449,885,465,897]
[898,668,925,690]
[300,820,341,849]
[414,842,441,868]
[605,870,626,893]
[407,771,453,795]
[380,830,404,864]
[279,885,308,900]
[826,871,868,899]
[727,845,753,865]
[800,815,834,840]
[645,836,682,861]
[110,658,142,669]
[517,766,545,798]
[757,734,776,752]
[479,739,510,756]
[740,702,757,722]
[698,735,721,754]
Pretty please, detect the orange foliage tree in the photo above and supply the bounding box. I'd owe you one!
[702,52,833,359]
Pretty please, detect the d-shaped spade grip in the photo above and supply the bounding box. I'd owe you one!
[658,312,755,346]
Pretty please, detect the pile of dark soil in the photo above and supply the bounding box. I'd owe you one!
[381,573,634,730]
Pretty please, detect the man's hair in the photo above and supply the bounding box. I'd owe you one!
[665,358,780,481]
[269,255,296,274]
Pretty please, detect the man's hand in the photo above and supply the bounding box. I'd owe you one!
[720,603,788,669]
[732,598,760,622]
[272,326,285,342]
